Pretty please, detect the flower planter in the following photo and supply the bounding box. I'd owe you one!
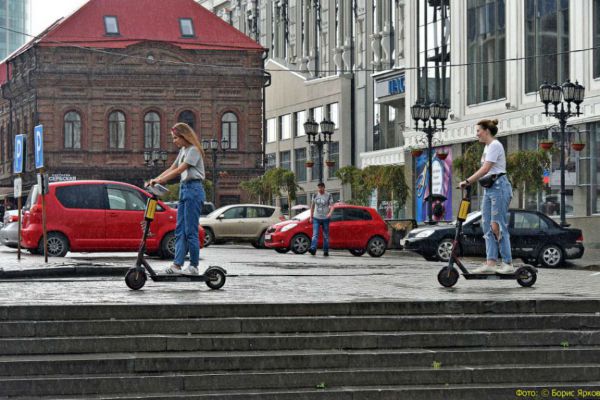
[539,141,554,151]
[436,152,448,160]
[571,143,585,151]
[305,161,314,168]
[410,149,423,157]
[325,160,336,167]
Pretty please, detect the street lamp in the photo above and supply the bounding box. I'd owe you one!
[144,150,168,168]
[202,137,229,205]
[304,117,334,183]
[411,100,449,225]
[539,80,585,227]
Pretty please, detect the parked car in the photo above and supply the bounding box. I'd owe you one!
[403,209,584,268]
[264,204,390,257]
[165,201,216,217]
[20,180,205,258]
[201,204,285,248]
[0,210,19,248]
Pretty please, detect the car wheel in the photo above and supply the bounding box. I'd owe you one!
[367,236,387,257]
[160,232,176,259]
[39,232,69,257]
[203,228,214,247]
[436,238,454,262]
[275,248,289,254]
[538,244,564,268]
[349,249,366,257]
[290,234,311,254]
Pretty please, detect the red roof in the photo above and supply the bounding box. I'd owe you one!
[1,0,263,85]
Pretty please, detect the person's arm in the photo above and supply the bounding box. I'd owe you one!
[326,194,334,218]
[459,161,494,188]
[150,163,189,186]
[309,199,315,222]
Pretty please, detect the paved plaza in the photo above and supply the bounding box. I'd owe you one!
[0,244,598,305]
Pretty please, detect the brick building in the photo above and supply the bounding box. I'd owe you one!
[0,0,266,206]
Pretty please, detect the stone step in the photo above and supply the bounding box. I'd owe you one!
[2,313,600,338]
[2,300,599,321]
[0,347,599,377]
[0,329,599,356]
[2,364,600,397]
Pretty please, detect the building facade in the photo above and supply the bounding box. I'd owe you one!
[0,0,31,61]
[0,0,266,207]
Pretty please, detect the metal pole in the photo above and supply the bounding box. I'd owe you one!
[318,140,323,183]
[559,109,567,227]
[427,123,434,224]
[212,149,218,206]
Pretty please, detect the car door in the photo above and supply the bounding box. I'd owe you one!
[326,207,345,248]
[216,206,246,238]
[244,206,270,238]
[53,183,107,250]
[461,215,485,256]
[105,184,148,249]
[511,211,547,258]
[341,208,373,248]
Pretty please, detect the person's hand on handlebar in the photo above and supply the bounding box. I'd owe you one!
[147,178,162,187]
[459,179,472,189]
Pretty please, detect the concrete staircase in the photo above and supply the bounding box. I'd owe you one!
[1,300,599,399]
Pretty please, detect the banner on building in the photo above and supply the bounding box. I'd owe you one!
[414,147,453,223]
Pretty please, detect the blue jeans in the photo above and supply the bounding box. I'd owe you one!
[174,180,205,267]
[310,218,330,252]
[482,175,512,264]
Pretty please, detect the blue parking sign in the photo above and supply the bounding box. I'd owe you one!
[13,134,25,174]
[34,125,44,169]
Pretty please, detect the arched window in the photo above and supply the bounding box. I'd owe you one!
[144,111,160,148]
[221,112,238,150]
[177,110,196,130]
[64,111,81,149]
[108,111,126,149]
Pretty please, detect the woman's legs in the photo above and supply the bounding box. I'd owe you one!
[494,180,513,264]
[184,182,204,267]
[173,185,188,268]
[482,189,499,265]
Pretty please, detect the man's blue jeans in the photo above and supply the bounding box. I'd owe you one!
[174,180,205,267]
[310,218,330,252]
[481,175,513,264]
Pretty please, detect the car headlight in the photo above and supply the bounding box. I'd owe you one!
[415,229,435,238]
[281,223,298,232]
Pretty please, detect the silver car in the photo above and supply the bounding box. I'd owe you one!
[0,210,19,248]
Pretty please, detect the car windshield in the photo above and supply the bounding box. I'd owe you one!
[292,210,311,221]
[206,205,231,218]
[24,184,40,210]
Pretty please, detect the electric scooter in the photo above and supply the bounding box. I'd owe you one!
[437,185,537,288]
[124,183,227,291]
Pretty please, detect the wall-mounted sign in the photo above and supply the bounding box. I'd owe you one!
[375,73,406,99]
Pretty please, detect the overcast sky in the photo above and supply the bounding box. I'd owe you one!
[31,0,89,36]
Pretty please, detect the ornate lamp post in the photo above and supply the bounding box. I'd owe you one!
[539,80,585,227]
[143,150,168,168]
[202,137,229,205]
[410,101,449,225]
[304,117,334,183]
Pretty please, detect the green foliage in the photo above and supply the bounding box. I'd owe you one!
[239,168,301,206]
[452,142,484,181]
[239,176,269,204]
[335,165,409,207]
[506,149,551,195]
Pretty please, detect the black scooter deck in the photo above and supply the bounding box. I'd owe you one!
[151,274,210,282]
[463,273,520,280]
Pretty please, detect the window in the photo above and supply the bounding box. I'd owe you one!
[295,111,306,137]
[107,187,146,211]
[144,112,160,148]
[108,111,125,149]
[590,123,600,214]
[55,185,105,209]
[104,16,119,35]
[178,110,196,130]
[513,212,548,230]
[64,111,81,149]
[594,0,600,78]
[222,206,245,219]
[312,106,323,124]
[328,103,339,129]
[310,144,322,182]
[295,148,307,181]
[280,114,291,140]
[344,208,373,221]
[221,112,238,149]
[267,118,277,143]
[327,142,339,178]
[467,0,506,104]
[525,0,569,93]
[330,208,343,222]
[247,206,275,218]
[179,18,195,37]
[265,153,276,170]
[280,151,291,170]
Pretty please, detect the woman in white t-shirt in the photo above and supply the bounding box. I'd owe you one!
[459,119,514,274]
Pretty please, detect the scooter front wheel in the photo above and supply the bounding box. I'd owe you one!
[516,266,537,288]
[437,267,459,288]
[205,268,226,290]
[125,268,147,290]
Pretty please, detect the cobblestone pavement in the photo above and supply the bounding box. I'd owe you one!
[0,245,598,305]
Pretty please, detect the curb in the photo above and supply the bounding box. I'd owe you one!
[0,266,130,279]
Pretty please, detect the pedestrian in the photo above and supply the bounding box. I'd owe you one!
[459,119,514,274]
[308,182,334,256]
[150,122,206,275]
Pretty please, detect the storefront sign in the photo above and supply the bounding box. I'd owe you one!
[49,174,77,182]
[375,73,406,99]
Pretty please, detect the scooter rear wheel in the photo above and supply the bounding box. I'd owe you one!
[125,268,147,290]
[516,266,537,288]
[437,267,459,288]
[205,268,226,290]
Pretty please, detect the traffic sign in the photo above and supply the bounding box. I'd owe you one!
[14,177,22,197]
[13,134,26,174]
[34,125,44,169]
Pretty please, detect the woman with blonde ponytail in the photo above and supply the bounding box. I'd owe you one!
[150,122,206,275]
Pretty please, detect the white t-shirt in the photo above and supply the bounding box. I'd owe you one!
[173,146,205,182]
[481,140,506,176]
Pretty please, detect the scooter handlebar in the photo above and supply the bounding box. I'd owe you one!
[145,183,170,197]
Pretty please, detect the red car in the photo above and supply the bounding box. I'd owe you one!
[20,180,204,258]
[264,204,390,257]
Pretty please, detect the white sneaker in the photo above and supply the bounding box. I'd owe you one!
[165,265,183,274]
[183,265,199,275]
[471,263,496,274]
[497,262,516,275]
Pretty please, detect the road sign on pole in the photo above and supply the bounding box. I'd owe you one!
[13,134,25,174]
[13,177,22,198]
[34,125,44,169]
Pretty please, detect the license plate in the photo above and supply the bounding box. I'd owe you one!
[265,234,272,240]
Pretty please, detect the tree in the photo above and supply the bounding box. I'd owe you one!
[335,165,410,209]
[240,176,269,204]
[506,149,552,208]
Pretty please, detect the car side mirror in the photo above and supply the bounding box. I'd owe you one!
[217,214,224,220]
